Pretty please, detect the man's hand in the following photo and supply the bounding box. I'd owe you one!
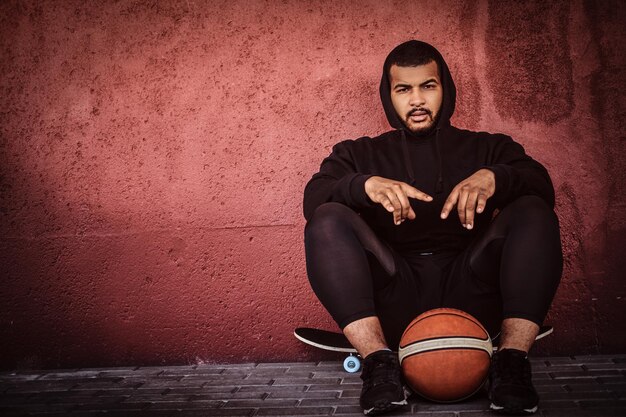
[364,176,433,225]
[440,169,496,229]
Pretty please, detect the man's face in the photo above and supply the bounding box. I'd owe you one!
[389,61,443,135]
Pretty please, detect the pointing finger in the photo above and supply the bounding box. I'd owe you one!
[403,184,433,202]
[441,188,459,219]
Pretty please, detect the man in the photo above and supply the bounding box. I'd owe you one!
[303,40,562,415]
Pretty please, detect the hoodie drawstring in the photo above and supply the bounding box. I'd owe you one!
[434,127,443,194]
[400,129,416,186]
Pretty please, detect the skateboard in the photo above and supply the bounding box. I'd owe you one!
[294,325,553,373]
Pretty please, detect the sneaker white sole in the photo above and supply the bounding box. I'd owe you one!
[363,399,408,415]
[490,402,538,414]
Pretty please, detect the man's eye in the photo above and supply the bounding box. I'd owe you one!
[397,88,408,93]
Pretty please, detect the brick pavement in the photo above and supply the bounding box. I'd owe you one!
[1,355,625,416]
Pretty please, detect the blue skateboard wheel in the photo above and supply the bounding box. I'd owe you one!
[343,355,361,373]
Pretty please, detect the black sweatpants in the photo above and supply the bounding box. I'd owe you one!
[304,196,562,349]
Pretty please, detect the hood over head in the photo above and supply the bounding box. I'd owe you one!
[379,40,456,132]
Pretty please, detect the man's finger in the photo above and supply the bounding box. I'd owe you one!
[403,184,433,202]
[393,185,412,221]
[385,191,403,225]
[457,188,469,226]
[476,193,488,214]
[465,191,479,229]
[441,188,459,219]
[374,194,395,212]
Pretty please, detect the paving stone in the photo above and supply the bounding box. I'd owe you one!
[44,392,124,405]
[271,377,341,386]
[299,397,357,407]
[0,403,76,413]
[306,385,342,391]
[585,363,626,371]
[234,377,274,385]
[576,355,625,360]
[415,397,489,412]
[268,390,340,399]
[338,380,361,387]
[579,399,626,408]
[95,369,162,378]
[564,383,615,394]
[541,390,617,401]
[531,372,555,381]
[332,405,364,415]
[39,370,103,380]
[542,410,626,417]
[73,401,150,411]
[237,385,307,393]
[338,389,361,398]
[223,398,299,408]
[212,363,258,369]
[256,406,333,415]
[3,381,80,393]
[123,392,193,402]
[534,364,586,373]
[71,379,145,390]
[0,372,44,381]
[551,370,622,379]
[158,368,225,377]
[144,400,224,409]
[0,392,35,404]
[540,399,584,407]
[598,376,626,384]
[282,370,317,377]
[248,369,291,377]
[184,391,266,400]
[534,377,599,386]
[257,362,309,368]
[534,385,568,393]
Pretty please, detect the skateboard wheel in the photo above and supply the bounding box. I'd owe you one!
[343,355,361,373]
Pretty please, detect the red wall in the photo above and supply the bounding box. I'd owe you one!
[1,0,624,369]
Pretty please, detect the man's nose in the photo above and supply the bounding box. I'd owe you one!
[408,90,425,106]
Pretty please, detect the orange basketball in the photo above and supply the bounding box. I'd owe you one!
[398,308,492,402]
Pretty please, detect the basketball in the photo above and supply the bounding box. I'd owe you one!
[398,308,492,402]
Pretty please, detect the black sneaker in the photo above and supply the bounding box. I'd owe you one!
[488,349,539,414]
[359,350,408,415]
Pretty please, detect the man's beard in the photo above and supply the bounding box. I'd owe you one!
[405,107,440,136]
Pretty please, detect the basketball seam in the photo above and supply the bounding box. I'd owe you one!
[398,337,493,363]
[399,335,489,349]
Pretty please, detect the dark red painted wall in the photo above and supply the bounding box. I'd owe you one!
[1,0,624,369]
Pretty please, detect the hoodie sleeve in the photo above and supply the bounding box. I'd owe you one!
[483,135,555,209]
[303,140,374,221]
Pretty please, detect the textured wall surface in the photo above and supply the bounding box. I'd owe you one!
[1,0,624,369]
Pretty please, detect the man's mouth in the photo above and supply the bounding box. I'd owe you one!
[408,109,430,123]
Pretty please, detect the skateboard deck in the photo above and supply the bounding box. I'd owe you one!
[294,325,553,372]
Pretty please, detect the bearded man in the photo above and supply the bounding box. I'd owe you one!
[303,40,562,415]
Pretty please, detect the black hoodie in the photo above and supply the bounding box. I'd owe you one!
[303,41,555,254]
